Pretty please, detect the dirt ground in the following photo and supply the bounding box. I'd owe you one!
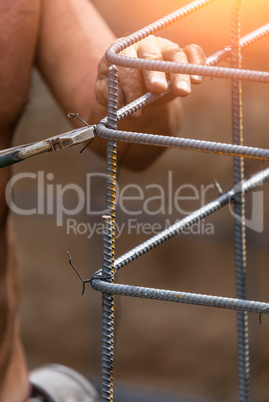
[10,0,269,400]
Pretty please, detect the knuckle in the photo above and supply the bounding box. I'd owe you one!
[162,43,185,61]
[167,44,182,57]
[143,52,163,61]
[95,80,108,106]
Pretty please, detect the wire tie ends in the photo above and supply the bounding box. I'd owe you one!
[214,178,223,195]
[67,113,95,153]
[90,271,112,285]
[67,251,91,296]
[67,113,91,127]
[259,307,269,325]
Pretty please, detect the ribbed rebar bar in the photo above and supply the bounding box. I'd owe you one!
[101,66,118,402]
[96,122,269,161]
[107,0,215,52]
[115,167,268,273]
[107,47,269,84]
[101,215,114,402]
[92,280,269,318]
[230,1,249,401]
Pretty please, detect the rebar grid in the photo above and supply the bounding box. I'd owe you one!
[91,1,269,401]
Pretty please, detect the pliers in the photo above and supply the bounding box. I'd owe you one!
[0,125,95,168]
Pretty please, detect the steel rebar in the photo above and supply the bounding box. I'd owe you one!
[96,122,269,161]
[101,66,118,402]
[92,280,269,318]
[230,1,250,400]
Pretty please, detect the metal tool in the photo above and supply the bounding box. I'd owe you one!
[0,125,95,168]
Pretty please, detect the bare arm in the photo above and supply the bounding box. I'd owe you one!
[36,0,115,119]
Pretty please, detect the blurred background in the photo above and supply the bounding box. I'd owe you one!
[11,0,269,400]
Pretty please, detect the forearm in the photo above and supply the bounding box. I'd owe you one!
[0,218,27,399]
[36,0,115,121]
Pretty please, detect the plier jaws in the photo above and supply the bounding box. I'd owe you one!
[0,125,95,168]
[49,126,95,151]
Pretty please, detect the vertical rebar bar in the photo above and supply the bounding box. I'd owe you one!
[101,65,118,402]
[230,1,250,401]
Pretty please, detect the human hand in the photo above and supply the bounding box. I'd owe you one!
[95,35,206,114]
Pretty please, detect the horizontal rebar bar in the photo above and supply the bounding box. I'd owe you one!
[106,54,269,84]
[96,122,269,161]
[91,280,269,317]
